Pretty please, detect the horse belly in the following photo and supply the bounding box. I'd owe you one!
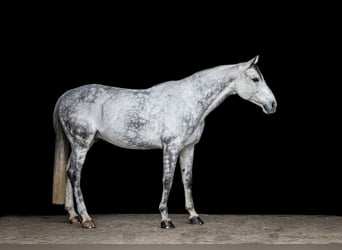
[98,125,162,150]
[97,105,162,150]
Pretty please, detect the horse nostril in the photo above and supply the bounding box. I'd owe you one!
[271,101,276,109]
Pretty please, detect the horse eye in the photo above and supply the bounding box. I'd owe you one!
[252,77,259,82]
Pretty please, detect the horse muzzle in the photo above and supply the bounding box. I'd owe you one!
[262,100,277,114]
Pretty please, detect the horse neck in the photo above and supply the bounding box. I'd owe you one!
[185,65,239,121]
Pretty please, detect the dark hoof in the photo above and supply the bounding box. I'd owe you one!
[161,220,175,229]
[69,216,80,224]
[82,220,96,229]
[189,216,204,225]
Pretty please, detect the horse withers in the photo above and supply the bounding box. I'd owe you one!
[52,55,277,229]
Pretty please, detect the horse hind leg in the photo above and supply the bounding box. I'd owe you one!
[67,144,96,229]
[65,158,80,224]
[179,145,203,225]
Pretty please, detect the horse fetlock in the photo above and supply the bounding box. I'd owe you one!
[185,202,194,210]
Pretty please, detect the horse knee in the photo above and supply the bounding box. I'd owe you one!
[162,177,173,187]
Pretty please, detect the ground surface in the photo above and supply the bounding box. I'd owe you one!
[1,214,342,244]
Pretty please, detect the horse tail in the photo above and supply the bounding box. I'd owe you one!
[52,104,69,205]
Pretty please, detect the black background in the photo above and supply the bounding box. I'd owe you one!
[2,3,340,216]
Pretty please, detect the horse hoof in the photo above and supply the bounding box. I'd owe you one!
[161,220,175,229]
[82,220,96,229]
[189,216,204,225]
[69,216,80,224]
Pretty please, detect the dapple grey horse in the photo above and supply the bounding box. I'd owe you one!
[52,55,277,229]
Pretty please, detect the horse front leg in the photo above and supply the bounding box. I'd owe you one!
[179,145,203,225]
[159,142,180,229]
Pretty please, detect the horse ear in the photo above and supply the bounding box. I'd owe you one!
[253,55,259,64]
[247,55,259,65]
[242,55,259,70]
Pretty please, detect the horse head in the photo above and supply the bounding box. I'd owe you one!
[233,55,277,114]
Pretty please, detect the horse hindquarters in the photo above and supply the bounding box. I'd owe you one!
[53,93,99,228]
[59,117,98,228]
